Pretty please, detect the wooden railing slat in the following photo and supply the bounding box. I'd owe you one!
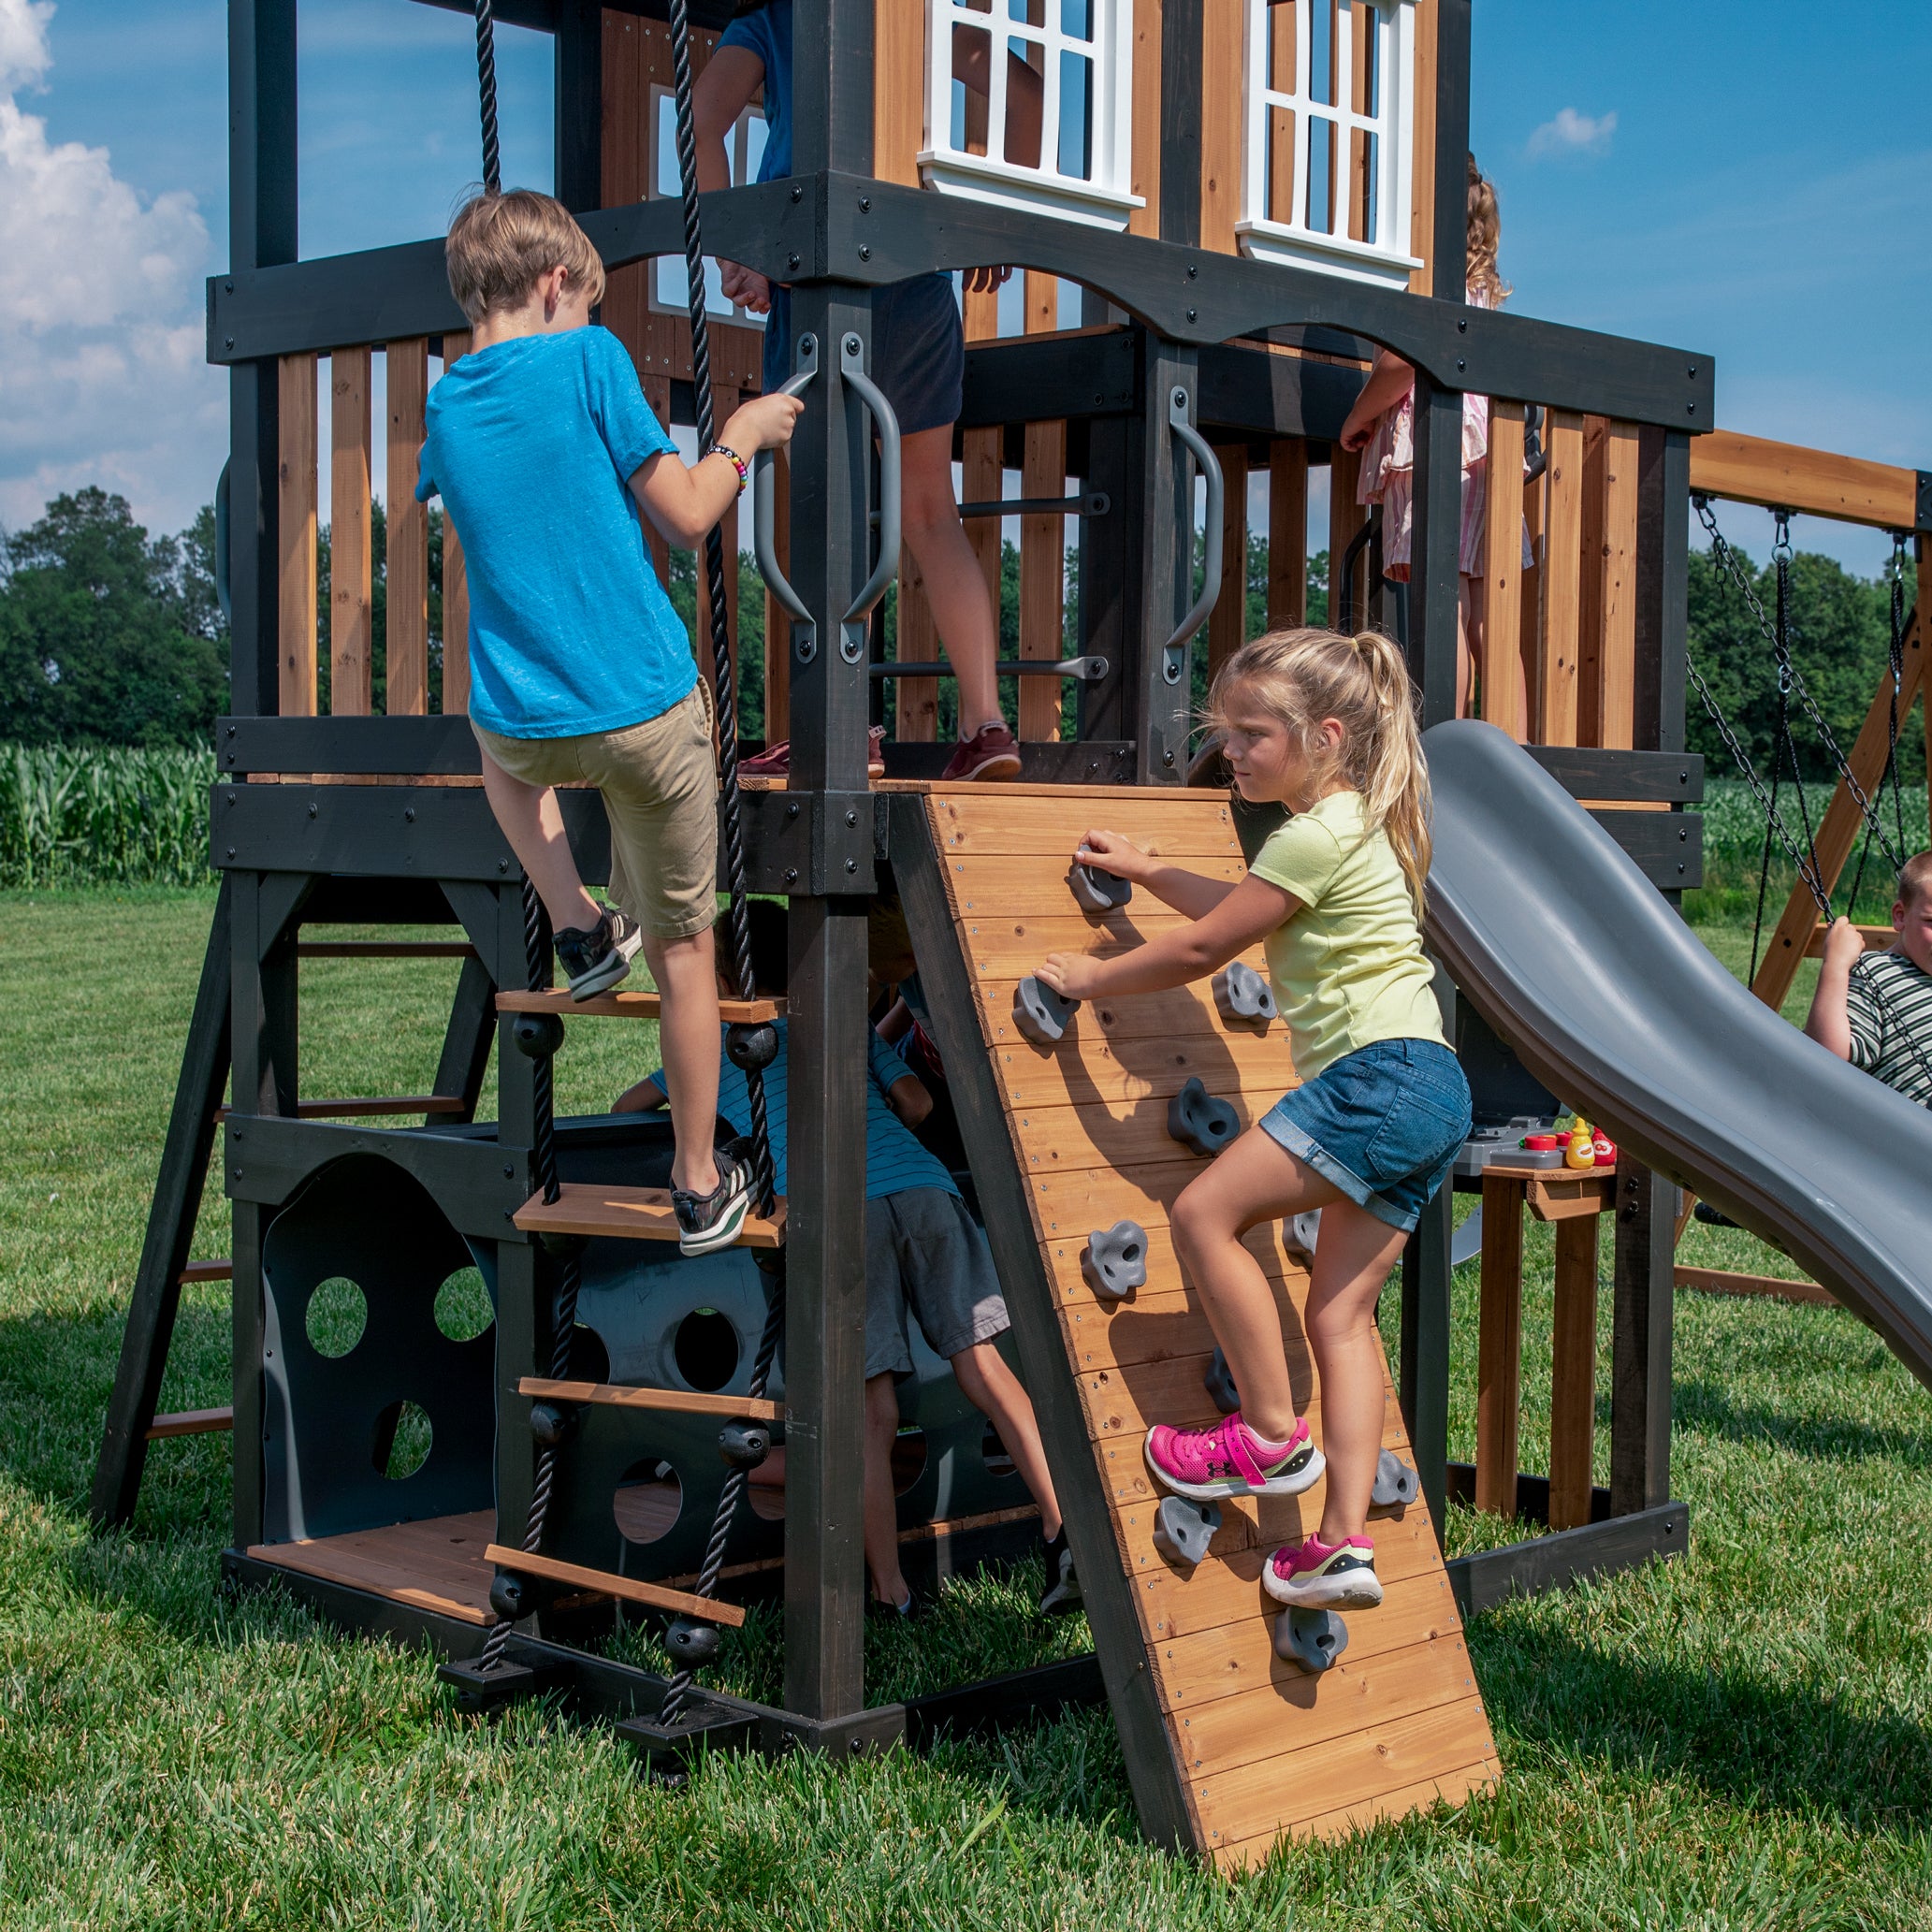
[1019,270,1067,744]
[277,353,318,718]
[386,338,430,715]
[330,345,374,716]
[1479,400,1527,740]
[439,334,472,717]
[1535,409,1585,746]
[1597,420,1641,750]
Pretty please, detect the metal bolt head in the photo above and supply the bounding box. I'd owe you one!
[1457,358,1466,371]
[846,334,862,354]
[498,858,509,872]
[404,806,416,822]
[1186,307,1197,322]
[788,253,800,269]
[225,336,234,349]
[226,846,236,858]
[791,184,804,202]
[845,857,858,874]
[307,803,317,819]
[1163,751,1175,767]
[1186,263,1198,279]
[784,866,799,884]
[845,808,858,826]
[1458,317,1468,332]
[858,244,871,260]
[858,195,870,211]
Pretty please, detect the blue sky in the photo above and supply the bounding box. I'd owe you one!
[5,0,1925,576]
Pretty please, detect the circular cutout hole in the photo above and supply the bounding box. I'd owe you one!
[373,1399,432,1479]
[891,1426,927,1496]
[434,1266,493,1343]
[674,1309,740,1392]
[981,1420,1019,1479]
[613,1459,682,1546]
[307,1276,367,1358]
[568,1324,610,1385]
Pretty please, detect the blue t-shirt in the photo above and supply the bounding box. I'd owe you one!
[718,1,792,182]
[647,1020,958,1201]
[414,327,697,739]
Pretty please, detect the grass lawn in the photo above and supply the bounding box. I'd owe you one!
[0,887,1927,1928]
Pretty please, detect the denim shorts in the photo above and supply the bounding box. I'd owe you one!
[1260,1039,1472,1233]
[864,1188,1009,1379]
[763,273,965,435]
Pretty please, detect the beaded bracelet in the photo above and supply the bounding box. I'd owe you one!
[709,443,749,494]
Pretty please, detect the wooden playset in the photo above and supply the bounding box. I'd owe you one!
[89,0,1931,1869]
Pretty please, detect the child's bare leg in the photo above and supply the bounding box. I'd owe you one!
[640,926,721,1198]
[863,1372,910,1606]
[1456,577,1474,719]
[898,424,1001,734]
[1169,1126,1344,1443]
[950,1342,1061,1540]
[479,751,603,932]
[1301,1200,1408,1545]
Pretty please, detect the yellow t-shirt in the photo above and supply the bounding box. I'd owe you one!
[1249,790,1446,1081]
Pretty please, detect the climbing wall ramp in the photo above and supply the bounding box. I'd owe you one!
[890,785,1497,1867]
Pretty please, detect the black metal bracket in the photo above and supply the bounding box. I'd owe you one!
[735,788,880,894]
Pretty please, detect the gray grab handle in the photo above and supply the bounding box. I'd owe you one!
[838,330,902,664]
[751,332,821,663]
[1162,386,1223,686]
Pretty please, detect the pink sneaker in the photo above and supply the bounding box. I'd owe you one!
[1263,1533,1383,1609]
[741,727,885,779]
[1143,1411,1324,1502]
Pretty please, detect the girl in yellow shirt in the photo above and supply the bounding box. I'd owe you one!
[1037,628,1469,1612]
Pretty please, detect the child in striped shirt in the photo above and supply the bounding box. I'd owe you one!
[1806,850,1932,1107]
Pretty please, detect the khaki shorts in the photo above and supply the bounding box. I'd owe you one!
[474,683,718,939]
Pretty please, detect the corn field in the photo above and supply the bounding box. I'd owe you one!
[0,744,216,889]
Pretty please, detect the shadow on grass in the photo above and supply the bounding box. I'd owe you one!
[1673,1376,1930,1468]
[1471,1612,1932,1833]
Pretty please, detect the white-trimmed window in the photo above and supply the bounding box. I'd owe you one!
[919,0,1141,231]
[651,87,768,324]
[1237,0,1420,288]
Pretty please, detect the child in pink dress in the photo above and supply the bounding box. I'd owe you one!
[1337,154,1526,733]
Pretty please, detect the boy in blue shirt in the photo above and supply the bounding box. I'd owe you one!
[417,188,801,1253]
[616,902,1079,1616]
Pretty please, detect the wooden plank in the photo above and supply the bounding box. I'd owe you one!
[894,543,940,742]
[329,345,374,716]
[1077,1353,1324,1445]
[948,849,1248,906]
[277,353,318,718]
[517,1376,783,1423]
[385,339,430,715]
[1547,1214,1598,1532]
[249,1511,496,1625]
[1198,0,1244,254]
[1475,1173,1524,1518]
[1536,410,1585,746]
[1674,1266,1835,1308]
[147,1406,234,1440]
[1480,400,1527,739]
[1128,0,1163,240]
[1806,922,1896,959]
[992,1022,1298,1111]
[1750,618,1926,1010]
[871,0,923,188]
[1207,443,1250,685]
[180,1258,233,1285]
[497,988,783,1023]
[1268,440,1309,630]
[1407,0,1438,295]
[439,334,472,716]
[930,792,1241,856]
[514,1182,788,1249]
[1266,0,1295,227]
[1688,429,1919,531]
[1020,272,1068,744]
[1215,1758,1496,1868]
[1596,420,1641,749]
[485,1543,748,1625]
[1328,443,1365,626]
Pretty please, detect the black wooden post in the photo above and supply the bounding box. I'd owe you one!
[91,879,235,1528]
[226,0,298,719]
[1634,428,1692,757]
[553,0,602,214]
[430,953,500,1123]
[1432,0,1473,291]
[1611,1160,1676,1514]
[1137,341,1199,783]
[491,882,542,1561]
[1075,366,1149,748]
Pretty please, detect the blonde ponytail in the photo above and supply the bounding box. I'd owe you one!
[1204,626,1433,916]
[1466,153,1509,306]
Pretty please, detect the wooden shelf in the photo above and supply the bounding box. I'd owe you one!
[497,988,784,1023]
[517,1375,782,1423]
[147,1406,234,1440]
[513,1183,788,1249]
[1675,1265,1835,1307]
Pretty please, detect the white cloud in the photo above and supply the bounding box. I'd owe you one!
[1526,107,1618,160]
[0,0,222,537]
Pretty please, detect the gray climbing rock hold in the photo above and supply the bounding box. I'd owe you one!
[1068,864,1133,914]
[1082,1219,1148,1300]
[1168,1075,1240,1157]
[1275,1605,1349,1673]
[1203,1344,1241,1416]
[1012,976,1079,1046]
[1151,1495,1222,1570]
[1213,960,1277,1026]
[1371,1448,1420,1508]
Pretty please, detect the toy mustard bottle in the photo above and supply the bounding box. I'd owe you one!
[1565,1118,1596,1169]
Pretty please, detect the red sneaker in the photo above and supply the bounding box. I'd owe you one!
[940,721,1022,782]
[740,727,885,779]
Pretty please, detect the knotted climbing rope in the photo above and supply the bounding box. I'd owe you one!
[465,0,787,1707]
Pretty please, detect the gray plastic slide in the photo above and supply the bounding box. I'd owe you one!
[1422,719,1932,1393]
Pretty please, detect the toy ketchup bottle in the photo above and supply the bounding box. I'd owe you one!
[1565,1118,1597,1169]
[1592,1126,1617,1165]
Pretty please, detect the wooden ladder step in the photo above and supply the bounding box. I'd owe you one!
[517,1375,782,1423]
[181,1258,233,1285]
[496,988,785,1023]
[483,1544,746,1625]
[513,1183,787,1249]
[147,1406,234,1440]
[215,1097,467,1124]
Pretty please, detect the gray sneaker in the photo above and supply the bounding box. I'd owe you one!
[553,908,641,1000]
[1039,1528,1082,1616]
[672,1141,754,1257]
